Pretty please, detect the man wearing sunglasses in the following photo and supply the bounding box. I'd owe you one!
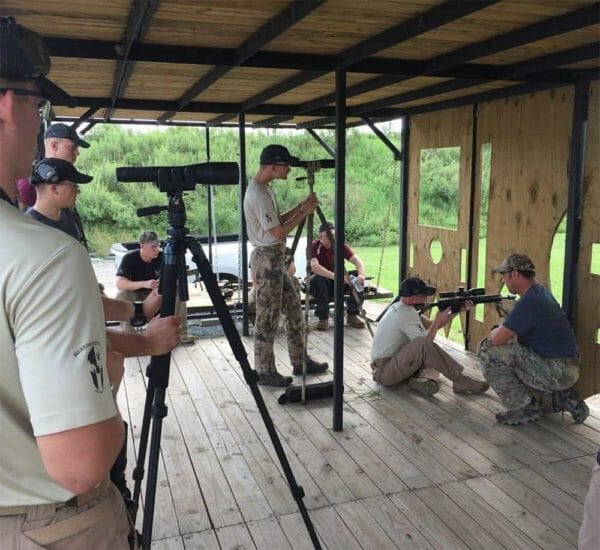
[478,253,588,426]
[0,17,130,548]
[243,144,329,386]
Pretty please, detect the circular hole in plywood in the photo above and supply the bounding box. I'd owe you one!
[429,238,443,264]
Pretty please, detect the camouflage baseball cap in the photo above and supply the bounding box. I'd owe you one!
[492,253,536,274]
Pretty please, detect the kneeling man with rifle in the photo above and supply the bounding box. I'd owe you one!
[478,253,589,426]
[371,277,489,396]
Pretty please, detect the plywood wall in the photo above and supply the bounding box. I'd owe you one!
[406,85,599,398]
[574,80,600,398]
[470,87,574,348]
[407,106,473,336]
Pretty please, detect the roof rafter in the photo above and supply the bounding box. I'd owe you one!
[269,2,600,126]
[206,0,498,126]
[157,0,325,122]
[104,0,160,120]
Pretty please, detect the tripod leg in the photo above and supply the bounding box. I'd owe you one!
[186,237,322,549]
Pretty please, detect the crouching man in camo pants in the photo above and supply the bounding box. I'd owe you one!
[478,253,588,426]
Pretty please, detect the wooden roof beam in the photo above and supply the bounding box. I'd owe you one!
[278,3,600,125]
[157,0,324,122]
[206,1,498,128]
[104,0,160,120]
[350,42,600,116]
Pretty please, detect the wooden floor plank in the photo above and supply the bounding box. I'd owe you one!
[168,354,243,529]
[390,491,469,549]
[439,481,543,549]
[361,496,435,549]
[246,517,293,549]
[464,477,573,549]
[278,512,321,550]
[334,500,400,549]
[215,523,256,550]
[151,536,185,549]
[175,345,274,522]
[488,471,581,543]
[309,506,362,550]
[510,467,585,523]
[182,530,219,549]
[414,486,506,550]
[116,312,598,549]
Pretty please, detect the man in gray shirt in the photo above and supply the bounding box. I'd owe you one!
[371,277,489,396]
[243,144,328,386]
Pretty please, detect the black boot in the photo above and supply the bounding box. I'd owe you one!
[293,357,329,375]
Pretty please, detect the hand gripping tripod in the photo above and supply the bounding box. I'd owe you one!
[130,181,321,549]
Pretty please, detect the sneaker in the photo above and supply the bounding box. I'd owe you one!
[496,405,542,426]
[180,333,198,345]
[257,371,293,387]
[292,358,329,376]
[316,318,329,331]
[452,374,489,394]
[347,314,366,329]
[552,388,590,424]
[408,377,440,396]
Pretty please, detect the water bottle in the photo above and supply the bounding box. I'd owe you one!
[350,275,364,293]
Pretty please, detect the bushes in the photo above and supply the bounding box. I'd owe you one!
[76,125,405,254]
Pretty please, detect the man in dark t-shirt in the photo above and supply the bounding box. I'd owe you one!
[310,221,367,330]
[116,231,196,344]
[478,253,588,426]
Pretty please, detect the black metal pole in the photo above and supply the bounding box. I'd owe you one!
[398,116,410,291]
[206,126,213,266]
[563,80,590,322]
[305,128,335,158]
[464,104,479,350]
[239,112,250,336]
[333,68,346,432]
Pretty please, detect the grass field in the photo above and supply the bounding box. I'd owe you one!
[354,234,600,345]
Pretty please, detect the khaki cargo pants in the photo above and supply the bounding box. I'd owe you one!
[0,481,130,549]
[116,288,187,333]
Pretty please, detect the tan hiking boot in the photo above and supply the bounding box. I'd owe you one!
[453,374,489,394]
[347,314,366,329]
[316,318,329,331]
[408,377,439,396]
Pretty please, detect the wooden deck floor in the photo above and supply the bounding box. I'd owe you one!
[118,303,599,549]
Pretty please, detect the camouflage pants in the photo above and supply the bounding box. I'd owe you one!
[477,338,579,409]
[252,245,305,375]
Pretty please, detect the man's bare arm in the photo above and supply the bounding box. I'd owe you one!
[106,316,181,357]
[37,416,124,495]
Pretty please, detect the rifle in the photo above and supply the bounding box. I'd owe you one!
[420,287,515,314]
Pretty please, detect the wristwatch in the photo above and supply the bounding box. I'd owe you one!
[130,301,147,327]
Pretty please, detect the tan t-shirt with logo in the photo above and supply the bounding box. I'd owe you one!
[243,178,284,247]
[0,201,117,505]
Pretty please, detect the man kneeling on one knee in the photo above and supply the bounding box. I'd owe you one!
[478,253,588,426]
[371,277,489,396]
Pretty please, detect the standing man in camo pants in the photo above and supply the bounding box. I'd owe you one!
[243,144,329,387]
[478,253,589,426]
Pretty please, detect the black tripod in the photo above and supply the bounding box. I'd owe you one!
[130,188,321,549]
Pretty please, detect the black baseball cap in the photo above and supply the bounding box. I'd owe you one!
[0,17,74,106]
[31,158,93,185]
[44,123,90,148]
[260,144,300,166]
[399,277,436,297]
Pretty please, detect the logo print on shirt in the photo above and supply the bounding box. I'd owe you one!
[87,346,104,393]
[265,213,272,223]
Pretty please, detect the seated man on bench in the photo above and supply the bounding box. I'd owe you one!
[310,221,366,330]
